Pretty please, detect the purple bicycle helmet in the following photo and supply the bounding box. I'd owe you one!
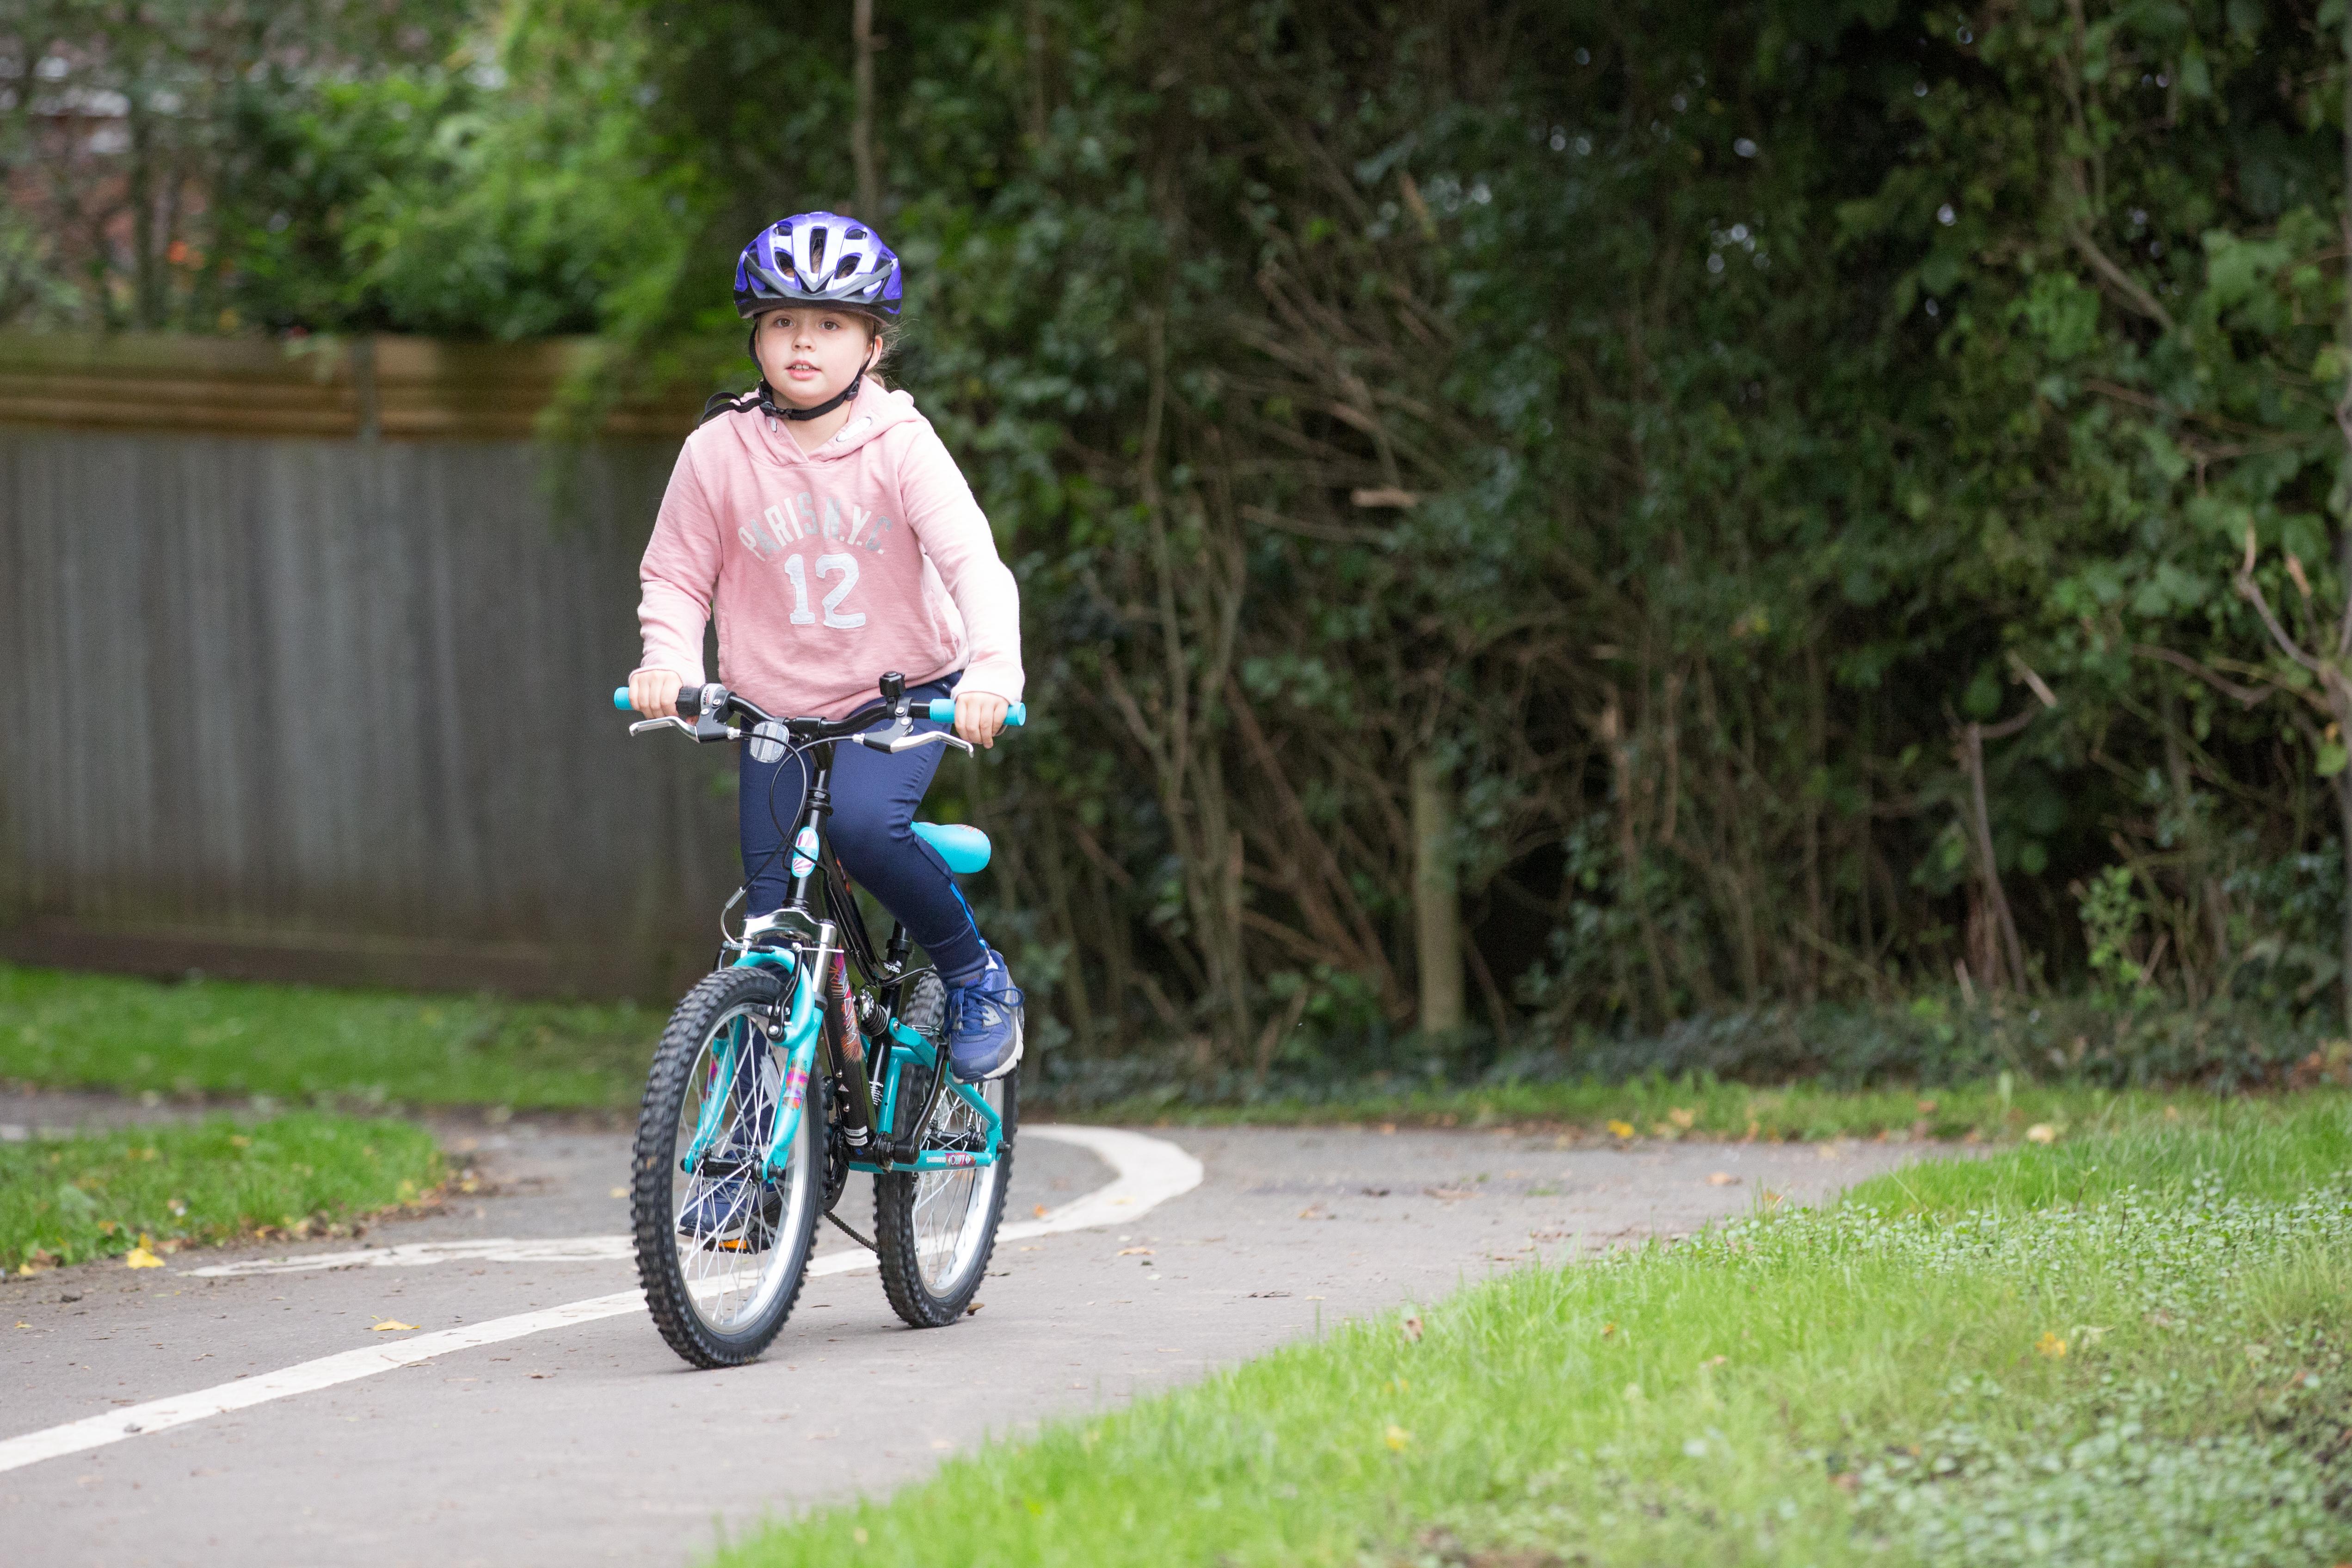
[733,211,902,318]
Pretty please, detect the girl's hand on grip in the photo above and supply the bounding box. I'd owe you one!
[954,690,1009,749]
[631,668,684,721]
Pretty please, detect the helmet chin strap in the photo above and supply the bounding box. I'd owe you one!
[748,327,876,423]
[758,376,861,423]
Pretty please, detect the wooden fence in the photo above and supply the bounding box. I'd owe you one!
[0,332,744,998]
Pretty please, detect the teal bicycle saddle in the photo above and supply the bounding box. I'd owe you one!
[911,821,991,874]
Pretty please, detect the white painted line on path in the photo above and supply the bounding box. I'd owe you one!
[0,1123,1201,1477]
[188,1235,635,1278]
[1009,1125,1204,1238]
[182,1125,1201,1280]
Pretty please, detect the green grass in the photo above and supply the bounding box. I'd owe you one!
[0,963,2268,1142]
[2,1113,445,1273]
[1078,1074,2232,1144]
[0,963,658,1110]
[714,1095,2352,1568]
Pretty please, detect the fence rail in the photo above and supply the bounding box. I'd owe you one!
[0,331,701,442]
[0,335,740,999]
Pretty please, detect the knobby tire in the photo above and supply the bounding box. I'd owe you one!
[873,974,1017,1328]
[631,965,824,1368]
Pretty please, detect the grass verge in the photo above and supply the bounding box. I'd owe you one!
[2,1114,445,1274]
[0,963,2283,1142]
[714,1094,2352,1568]
[0,963,657,1110]
[1073,1075,2229,1144]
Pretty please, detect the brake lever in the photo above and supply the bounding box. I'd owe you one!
[629,715,745,743]
[857,729,973,756]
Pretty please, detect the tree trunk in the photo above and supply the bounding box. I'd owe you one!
[128,104,159,329]
[2334,767,2352,1035]
[851,0,880,218]
[1411,751,1463,1036]
[1599,693,1671,1023]
[1024,0,1050,143]
[2338,0,2352,1035]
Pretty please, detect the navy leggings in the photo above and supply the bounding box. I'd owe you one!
[738,676,987,982]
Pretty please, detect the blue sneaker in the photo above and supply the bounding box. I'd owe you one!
[946,952,1025,1082]
[678,1172,767,1248]
[678,1055,780,1248]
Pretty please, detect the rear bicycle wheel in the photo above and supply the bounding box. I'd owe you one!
[630,965,824,1368]
[874,974,1017,1327]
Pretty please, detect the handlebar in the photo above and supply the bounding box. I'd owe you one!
[610,686,1024,728]
[611,677,1028,750]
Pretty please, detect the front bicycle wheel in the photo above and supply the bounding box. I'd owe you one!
[874,973,1017,1328]
[630,965,824,1368]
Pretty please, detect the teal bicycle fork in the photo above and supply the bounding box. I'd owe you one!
[676,945,821,1182]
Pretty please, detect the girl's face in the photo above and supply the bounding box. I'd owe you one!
[752,308,876,408]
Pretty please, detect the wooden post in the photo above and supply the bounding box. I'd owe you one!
[1410,752,1464,1035]
[1956,716,2032,992]
[351,336,380,443]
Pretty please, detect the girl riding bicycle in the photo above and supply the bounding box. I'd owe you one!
[626,213,1025,1083]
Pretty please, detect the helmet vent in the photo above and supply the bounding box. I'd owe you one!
[807,227,829,276]
[834,253,861,280]
[846,228,868,240]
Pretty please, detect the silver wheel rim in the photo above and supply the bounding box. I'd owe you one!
[909,1076,1003,1294]
[669,1003,813,1335]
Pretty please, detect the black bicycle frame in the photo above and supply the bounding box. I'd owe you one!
[766,737,947,1165]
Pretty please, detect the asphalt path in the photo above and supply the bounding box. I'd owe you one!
[2,1102,1937,1568]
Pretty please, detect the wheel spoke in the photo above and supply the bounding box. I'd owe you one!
[666,1002,812,1334]
[907,1078,1001,1290]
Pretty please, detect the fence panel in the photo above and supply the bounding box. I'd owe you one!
[0,423,742,998]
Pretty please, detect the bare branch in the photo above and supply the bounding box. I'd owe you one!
[2236,532,2327,675]
[2006,652,2058,709]
[1979,707,2041,742]
[2129,643,2275,708]
[2069,225,2175,333]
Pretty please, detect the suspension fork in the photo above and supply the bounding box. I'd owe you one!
[755,925,834,1180]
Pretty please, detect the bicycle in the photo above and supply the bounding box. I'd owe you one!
[610,671,1028,1369]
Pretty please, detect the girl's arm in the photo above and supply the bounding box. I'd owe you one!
[636,443,724,699]
[897,427,1024,715]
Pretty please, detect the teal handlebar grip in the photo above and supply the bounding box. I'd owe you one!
[612,687,632,711]
[927,698,1027,727]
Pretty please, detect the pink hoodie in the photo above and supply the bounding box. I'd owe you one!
[636,378,1023,719]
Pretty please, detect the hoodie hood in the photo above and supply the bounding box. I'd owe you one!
[641,372,1025,720]
[742,375,922,467]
